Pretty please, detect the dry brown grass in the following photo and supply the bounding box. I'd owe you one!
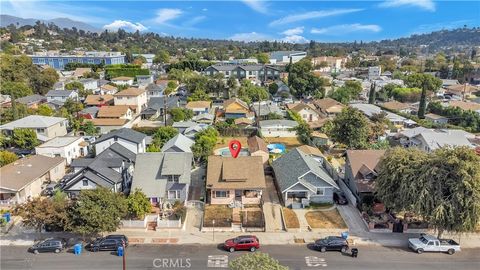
[282,207,300,229]
[305,209,347,229]
[203,205,232,227]
[215,137,249,150]
[264,137,302,150]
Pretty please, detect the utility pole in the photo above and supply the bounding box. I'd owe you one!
[163,92,167,126]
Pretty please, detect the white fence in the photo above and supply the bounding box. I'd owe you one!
[121,216,148,228]
[157,218,182,228]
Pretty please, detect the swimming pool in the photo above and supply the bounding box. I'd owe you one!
[267,143,286,154]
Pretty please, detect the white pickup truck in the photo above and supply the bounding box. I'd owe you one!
[408,234,461,255]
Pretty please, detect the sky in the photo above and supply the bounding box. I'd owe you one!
[1,0,479,42]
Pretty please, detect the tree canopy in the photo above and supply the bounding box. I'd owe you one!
[326,107,370,149]
[287,58,327,98]
[229,252,288,270]
[237,80,269,104]
[329,80,362,104]
[0,150,18,167]
[149,126,179,151]
[192,127,219,161]
[126,188,151,219]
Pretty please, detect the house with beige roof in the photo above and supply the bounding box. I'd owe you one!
[111,76,134,86]
[206,156,266,206]
[0,155,66,204]
[448,100,480,113]
[247,136,269,165]
[288,102,322,123]
[223,98,251,119]
[114,88,147,113]
[381,101,412,114]
[313,98,345,116]
[97,105,134,120]
[84,94,114,107]
[99,84,118,95]
[186,101,212,115]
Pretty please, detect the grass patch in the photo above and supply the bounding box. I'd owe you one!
[241,210,264,227]
[215,137,249,150]
[305,202,334,210]
[204,205,232,227]
[265,137,302,150]
[305,209,347,229]
[282,207,300,229]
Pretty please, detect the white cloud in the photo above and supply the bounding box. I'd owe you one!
[282,35,309,44]
[183,16,206,27]
[269,9,363,26]
[242,0,268,14]
[311,24,382,35]
[379,0,436,12]
[229,32,272,42]
[281,27,304,36]
[154,8,183,24]
[103,20,147,32]
[202,8,208,12]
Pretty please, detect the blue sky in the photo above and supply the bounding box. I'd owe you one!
[1,0,479,42]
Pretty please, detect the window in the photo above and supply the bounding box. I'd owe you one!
[37,128,45,133]
[168,190,180,199]
[316,188,324,196]
[82,180,88,186]
[215,191,229,198]
[167,175,180,182]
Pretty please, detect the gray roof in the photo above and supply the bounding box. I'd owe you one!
[172,121,197,129]
[252,102,283,117]
[147,96,180,110]
[272,148,338,193]
[46,90,75,97]
[79,106,99,115]
[0,115,66,130]
[415,129,475,151]
[146,83,166,92]
[79,78,97,84]
[95,128,146,145]
[270,51,306,60]
[16,94,46,105]
[259,119,298,128]
[131,152,192,198]
[161,134,194,153]
[192,113,214,122]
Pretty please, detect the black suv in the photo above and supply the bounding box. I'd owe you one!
[30,238,66,254]
[313,236,349,253]
[105,234,129,247]
[86,238,123,252]
[333,191,348,205]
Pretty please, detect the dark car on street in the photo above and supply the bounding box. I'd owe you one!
[313,236,349,253]
[333,191,348,205]
[224,235,260,252]
[29,238,66,254]
[105,234,129,247]
[86,238,123,252]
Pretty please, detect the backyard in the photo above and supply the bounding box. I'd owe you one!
[203,205,232,227]
[215,136,302,151]
[282,207,300,229]
[305,209,347,229]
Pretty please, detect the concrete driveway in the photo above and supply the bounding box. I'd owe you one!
[263,175,284,232]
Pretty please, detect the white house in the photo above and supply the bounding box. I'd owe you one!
[368,66,382,80]
[79,78,98,91]
[46,90,79,103]
[35,136,88,164]
[111,76,134,86]
[259,120,298,137]
[114,88,148,113]
[136,75,154,87]
[185,101,211,116]
[269,51,306,64]
[0,115,68,142]
[94,128,147,155]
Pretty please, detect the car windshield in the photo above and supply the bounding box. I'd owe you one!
[420,236,429,244]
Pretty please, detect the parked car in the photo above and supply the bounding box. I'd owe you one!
[86,238,123,252]
[105,234,129,247]
[29,238,66,254]
[408,234,461,255]
[224,235,260,252]
[312,236,349,253]
[333,191,348,205]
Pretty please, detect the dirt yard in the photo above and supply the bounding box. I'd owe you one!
[203,205,232,227]
[282,207,300,229]
[305,209,348,229]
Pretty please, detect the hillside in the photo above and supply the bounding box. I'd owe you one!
[0,15,99,33]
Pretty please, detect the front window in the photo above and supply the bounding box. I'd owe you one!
[82,180,88,186]
[215,190,229,198]
[316,188,324,196]
[167,175,180,182]
[168,190,180,199]
[37,128,45,133]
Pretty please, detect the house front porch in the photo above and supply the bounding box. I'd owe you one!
[209,189,263,206]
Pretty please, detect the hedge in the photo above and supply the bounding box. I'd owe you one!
[105,68,150,79]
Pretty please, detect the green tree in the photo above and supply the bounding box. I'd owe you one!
[329,80,362,104]
[63,98,84,115]
[237,80,269,104]
[0,150,18,166]
[376,147,480,238]
[287,58,327,98]
[255,53,270,64]
[65,81,85,91]
[14,197,71,233]
[368,83,376,104]
[295,122,312,145]
[268,83,279,96]
[327,107,369,149]
[229,252,288,270]
[37,104,54,116]
[188,90,210,102]
[80,120,98,135]
[69,188,127,236]
[154,50,170,64]
[12,128,39,149]
[126,188,151,219]
[151,126,179,150]
[0,81,33,99]
[170,107,194,122]
[192,127,219,161]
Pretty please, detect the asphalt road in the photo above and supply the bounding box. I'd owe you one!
[1,244,479,270]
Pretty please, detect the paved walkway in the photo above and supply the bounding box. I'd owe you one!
[292,209,312,232]
[263,175,284,232]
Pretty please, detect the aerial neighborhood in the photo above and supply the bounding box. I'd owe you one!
[0,5,480,269]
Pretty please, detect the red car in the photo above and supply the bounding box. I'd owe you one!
[224,235,260,252]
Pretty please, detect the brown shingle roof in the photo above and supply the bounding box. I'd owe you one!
[88,118,128,126]
[84,95,114,106]
[446,84,478,94]
[297,145,324,157]
[247,136,268,154]
[313,98,345,113]
[186,101,211,109]
[224,98,249,111]
[97,105,132,118]
[100,84,118,91]
[114,88,146,96]
[288,102,318,113]
[74,68,92,77]
[381,101,410,111]
[0,155,65,191]
[206,156,266,189]
[346,150,385,179]
[449,101,480,111]
[234,117,253,125]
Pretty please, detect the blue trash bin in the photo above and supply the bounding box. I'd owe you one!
[341,232,349,239]
[3,213,11,223]
[74,244,82,256]
[117,246,124,257]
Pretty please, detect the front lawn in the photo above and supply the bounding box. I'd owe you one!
[203,205,232,227]
[305,209,347,229]
[282,207,300,229]
[241,210,264,227]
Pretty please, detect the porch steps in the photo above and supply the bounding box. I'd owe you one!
[232,208,241,224]
[147,221,157,231]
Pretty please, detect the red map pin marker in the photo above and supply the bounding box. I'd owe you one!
[228,140,242,158]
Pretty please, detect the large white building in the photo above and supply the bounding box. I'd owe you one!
[35,136,88,164]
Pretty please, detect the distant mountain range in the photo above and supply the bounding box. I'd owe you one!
[0,15,100,33]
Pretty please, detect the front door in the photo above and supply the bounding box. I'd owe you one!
[235,190,242,201]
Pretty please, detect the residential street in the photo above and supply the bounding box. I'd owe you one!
[1,245,479,270]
